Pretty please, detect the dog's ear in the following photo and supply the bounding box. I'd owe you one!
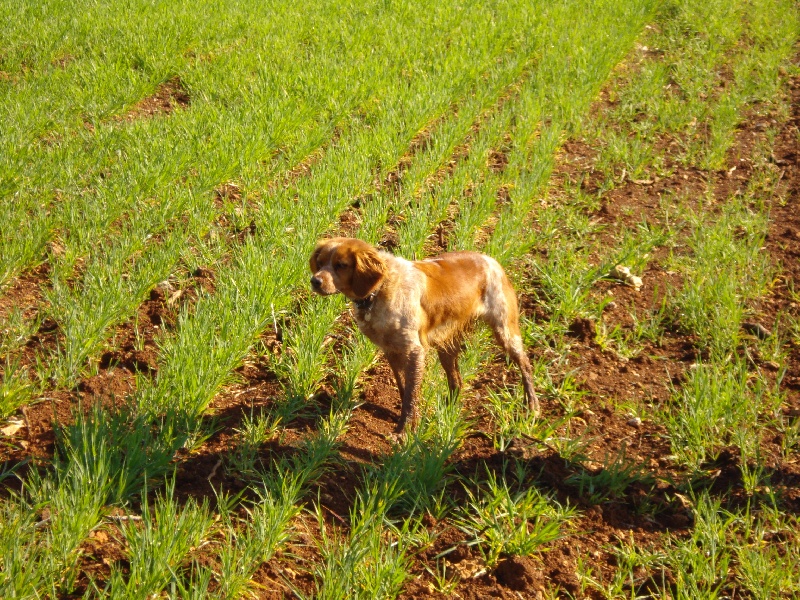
[309,243,323,273]
[352,246,385,299]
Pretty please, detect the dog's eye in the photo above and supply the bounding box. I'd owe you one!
[334,262,348,270]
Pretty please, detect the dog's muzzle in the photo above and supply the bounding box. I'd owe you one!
[310,273,337,295]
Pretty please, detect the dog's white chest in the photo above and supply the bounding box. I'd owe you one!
[352,306,371,330]
[353,305,394,340]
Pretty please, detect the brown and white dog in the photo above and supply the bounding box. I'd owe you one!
[310,237,539,432]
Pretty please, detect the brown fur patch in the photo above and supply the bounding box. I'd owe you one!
[415,253,488,336]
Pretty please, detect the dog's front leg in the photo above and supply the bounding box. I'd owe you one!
[396,345,425,433]
[385,351,406,403]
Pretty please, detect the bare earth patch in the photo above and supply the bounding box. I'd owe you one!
[118,76,190,121]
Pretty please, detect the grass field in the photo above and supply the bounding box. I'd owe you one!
[1,0,800,597]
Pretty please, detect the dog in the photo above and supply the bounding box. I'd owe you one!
[310,237,539,433]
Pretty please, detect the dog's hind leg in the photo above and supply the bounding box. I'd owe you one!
[484,283,540,415]
[490,323,539,414]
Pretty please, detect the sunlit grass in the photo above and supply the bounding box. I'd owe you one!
[1,0,798,596]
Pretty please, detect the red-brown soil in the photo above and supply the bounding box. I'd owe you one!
[118,76,190,121]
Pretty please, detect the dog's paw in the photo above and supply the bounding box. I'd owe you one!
[385,432,401,445]
[386,428,407,445]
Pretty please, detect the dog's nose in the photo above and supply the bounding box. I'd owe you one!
[310,276,321,289]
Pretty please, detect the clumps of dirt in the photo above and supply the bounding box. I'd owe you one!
[99,347,157,377]
[190,266,216,294]
[487,145,510,174]
[119,76,190,121]
[336,360,400,459]
[135,268,214,331]
[214,181,242,204]
[567,316,597,343]
[421,219,455,255]
[334,208,362,238]
[74,523,128,594]
[144,280,185,327]
[0,264,47,324]
[77,369,137,402]
[493,554,542,591]
[51,54,75,69]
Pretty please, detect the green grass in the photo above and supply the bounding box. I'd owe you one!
[668,195,772,358]
[580,494,800,599]
[311,477,416,600]
[104,483,214,600]
[0,356,35,419]
[456,471,575,567]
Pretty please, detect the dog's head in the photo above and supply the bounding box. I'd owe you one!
[309,238,385,300]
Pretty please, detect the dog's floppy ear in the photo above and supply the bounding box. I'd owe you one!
[309,243,324,273]
[351,246,385,299]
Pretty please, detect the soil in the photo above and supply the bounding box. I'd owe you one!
[118,76,190,121]
[1,55,799,600]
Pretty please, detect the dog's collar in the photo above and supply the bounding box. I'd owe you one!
[352,291,378,311]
